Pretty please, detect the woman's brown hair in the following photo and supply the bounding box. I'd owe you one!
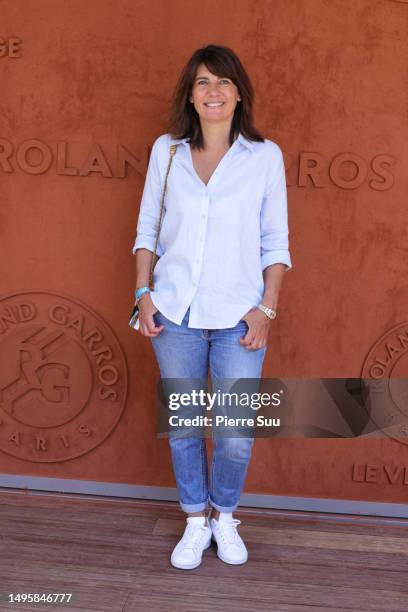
[166,44,265,150]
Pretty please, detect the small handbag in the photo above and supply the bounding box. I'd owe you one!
[129,143,178,331]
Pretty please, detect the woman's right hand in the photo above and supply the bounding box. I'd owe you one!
[136,293,165,337]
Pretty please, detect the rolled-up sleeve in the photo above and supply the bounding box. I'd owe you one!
[260,146,292,272]
[131,137,164,257]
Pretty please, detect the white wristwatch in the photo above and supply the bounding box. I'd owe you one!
[257,304,277,320]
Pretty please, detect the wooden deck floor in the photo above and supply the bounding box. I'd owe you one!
[0,489,407,611]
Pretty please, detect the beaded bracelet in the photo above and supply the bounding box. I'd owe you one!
[134,286,150,301]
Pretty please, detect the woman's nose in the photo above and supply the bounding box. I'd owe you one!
[207,82,222,93]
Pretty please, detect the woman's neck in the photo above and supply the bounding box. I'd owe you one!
[199,121,234,150]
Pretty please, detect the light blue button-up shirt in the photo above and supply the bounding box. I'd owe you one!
[132,132,292,329]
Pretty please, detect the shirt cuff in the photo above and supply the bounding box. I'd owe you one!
[261,251,292,272]
[131,236,164,257]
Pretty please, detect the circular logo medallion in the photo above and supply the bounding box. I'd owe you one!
[0,290,128,462]
[361,322,408,445]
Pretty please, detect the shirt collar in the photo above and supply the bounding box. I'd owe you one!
[237,133,254,151]
[169,132,254,151]
[169,135,190,146]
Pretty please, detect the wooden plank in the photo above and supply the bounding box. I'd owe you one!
[153,518,408,554]
[1,490,408,611]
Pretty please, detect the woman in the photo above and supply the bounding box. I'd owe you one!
[131,44,292,570]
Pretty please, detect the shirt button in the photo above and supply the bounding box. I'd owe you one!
[201,214,206,219]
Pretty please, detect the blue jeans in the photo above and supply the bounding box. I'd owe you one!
[151,307,267,513]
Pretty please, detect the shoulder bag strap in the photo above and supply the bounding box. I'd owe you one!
[148,143,177,290]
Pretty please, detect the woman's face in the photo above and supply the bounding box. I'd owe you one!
[189,63,241,126]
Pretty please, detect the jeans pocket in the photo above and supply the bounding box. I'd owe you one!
[238,318,249,331]
[153,309,162,323]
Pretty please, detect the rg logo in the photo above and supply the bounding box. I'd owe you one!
[0,290,128,462]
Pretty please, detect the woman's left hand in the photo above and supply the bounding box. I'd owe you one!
[239,307,271,351]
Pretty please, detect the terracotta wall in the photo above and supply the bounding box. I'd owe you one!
[1,0,407,504]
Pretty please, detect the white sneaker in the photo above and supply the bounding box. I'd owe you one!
[210,512,248,565]
[170,515,212,570]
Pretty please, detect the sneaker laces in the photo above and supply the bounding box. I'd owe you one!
[216,518,242,546]
[180,523,209,551]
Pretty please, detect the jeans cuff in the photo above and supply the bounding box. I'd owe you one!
[179,499,209,513]
[208,495,239,513]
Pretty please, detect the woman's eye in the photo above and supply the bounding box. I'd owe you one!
[196,79,230,85]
